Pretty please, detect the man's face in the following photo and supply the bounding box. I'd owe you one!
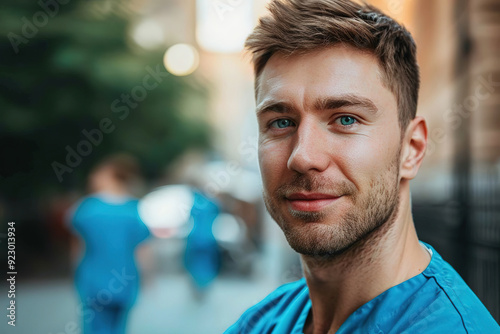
[256,45,403,257]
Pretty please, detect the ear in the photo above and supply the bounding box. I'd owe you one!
[400,116,428,181]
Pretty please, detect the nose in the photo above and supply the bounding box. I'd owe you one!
[287,119,331,174]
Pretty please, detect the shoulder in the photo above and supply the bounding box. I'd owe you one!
[418,245,500,333]
[225,279,308,334]
[340,244,499,333]
[386,244,500,333]
[65,195,98,225]
[192,191,219,211]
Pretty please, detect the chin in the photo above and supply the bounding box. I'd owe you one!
[282,221,353,257]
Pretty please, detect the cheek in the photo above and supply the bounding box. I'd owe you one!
[258,141,290,189]
[339,134,400,186]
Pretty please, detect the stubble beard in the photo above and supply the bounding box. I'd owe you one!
[263,153,401,260]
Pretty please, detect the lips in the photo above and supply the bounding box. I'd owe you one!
[286,193,341,212]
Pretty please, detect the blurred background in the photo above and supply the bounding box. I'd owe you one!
[0,0,499,333]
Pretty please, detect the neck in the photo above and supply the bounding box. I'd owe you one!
[302,183,430,334]
[94,184,130,197]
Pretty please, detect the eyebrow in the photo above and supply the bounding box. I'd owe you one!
[314,95,379,114]
[256,94,378,116]
[256,100,292,116]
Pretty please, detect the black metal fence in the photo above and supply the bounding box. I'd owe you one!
[413,171,500,323]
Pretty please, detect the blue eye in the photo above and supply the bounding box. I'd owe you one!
[339,116,356,126]
[271,119,294,129]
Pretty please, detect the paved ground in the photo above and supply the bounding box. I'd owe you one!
[1,272,282,334]
[1,222,300,334]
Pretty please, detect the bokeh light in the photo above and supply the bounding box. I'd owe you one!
[138,185,194,236]
[163,43,200,76]
[131,19,165,50]
[212,213,247,244]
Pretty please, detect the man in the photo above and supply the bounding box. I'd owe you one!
[225,0,500,333]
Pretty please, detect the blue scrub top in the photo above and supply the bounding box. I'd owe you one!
[68,194,150,307]
[225,243,500,333]
[184,191,221,288]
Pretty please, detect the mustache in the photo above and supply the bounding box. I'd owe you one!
[274,174,356,198]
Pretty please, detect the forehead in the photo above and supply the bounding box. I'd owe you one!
[256,45,396,112]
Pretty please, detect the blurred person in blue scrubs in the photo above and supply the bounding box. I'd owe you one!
[67,154,150,334]
[184,189,221,300]
[225,0,500,333]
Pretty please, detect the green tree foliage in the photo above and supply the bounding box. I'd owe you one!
[0,0,212,199]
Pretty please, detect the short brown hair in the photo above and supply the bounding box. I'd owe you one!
[97,153,141,184]
[245,0,420,130]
